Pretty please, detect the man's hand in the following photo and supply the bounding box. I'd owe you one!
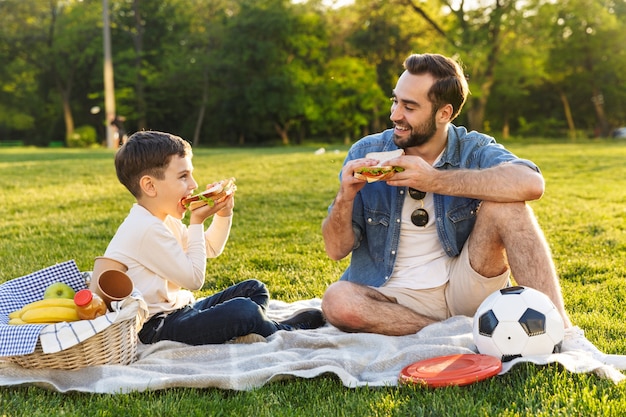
[383,155,436,191]
[322,157,379,261]
[384,155,544,202]
[341,157,379,199]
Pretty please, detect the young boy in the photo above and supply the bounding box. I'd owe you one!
[104,130,325,345]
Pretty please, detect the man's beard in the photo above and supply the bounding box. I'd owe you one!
[393,111,437,149]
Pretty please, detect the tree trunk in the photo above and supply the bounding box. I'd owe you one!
[61,89,75,142]
[502,112,510,139]
[102,0,116,148]
[467,96,485,132]
[274,122,290,145]
[559,90,576,139]
[467,11,500,131]
[55,65,75,142]
[371,103,381,134]
[193,101,206,147]
[192,69,209,147]
[591,88,610,137]
[132,0,147,131]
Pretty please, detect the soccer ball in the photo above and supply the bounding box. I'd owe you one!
[472,286,565,362]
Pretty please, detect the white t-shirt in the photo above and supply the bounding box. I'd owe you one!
[385,190,450,290]
[104,204,232,317]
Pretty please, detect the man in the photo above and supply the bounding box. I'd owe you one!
[321,53,623,366]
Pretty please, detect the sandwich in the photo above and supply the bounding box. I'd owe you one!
[181,177,237,210]
[354,149,405,183]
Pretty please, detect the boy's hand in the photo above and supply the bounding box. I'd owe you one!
[215,193,235,217]
[188,193,234,224]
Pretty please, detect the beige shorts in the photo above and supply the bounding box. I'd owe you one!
[375,243,510,321]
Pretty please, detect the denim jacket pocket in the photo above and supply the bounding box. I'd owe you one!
[363,208,390,263]
[446,199,480,251]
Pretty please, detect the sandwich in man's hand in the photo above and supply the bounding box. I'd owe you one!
[181,177,237,210]
[353,149,405,183]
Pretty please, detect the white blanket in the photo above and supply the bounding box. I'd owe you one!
[0,298,623,393]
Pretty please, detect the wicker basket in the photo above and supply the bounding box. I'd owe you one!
[6,315,140,370]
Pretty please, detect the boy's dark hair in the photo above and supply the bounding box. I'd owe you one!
[115,130,192,198]
[403,53,470,121]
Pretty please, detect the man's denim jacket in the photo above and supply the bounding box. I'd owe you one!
[331,125,540,287]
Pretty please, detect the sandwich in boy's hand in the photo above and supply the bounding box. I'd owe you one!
[354,149,405,183]
[181,177,237,210]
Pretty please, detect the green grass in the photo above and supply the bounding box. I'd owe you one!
[1,140,626,416]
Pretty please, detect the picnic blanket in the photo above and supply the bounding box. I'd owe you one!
[0,262,624,392]
[0,297,624,393]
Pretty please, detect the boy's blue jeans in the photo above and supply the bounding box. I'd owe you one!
[138,279,282,345]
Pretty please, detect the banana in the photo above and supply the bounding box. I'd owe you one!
[21,306,79,323]
[20,297,76,313]
[8,310,22,319]
[11,297,76,319]
[7,298,79,324]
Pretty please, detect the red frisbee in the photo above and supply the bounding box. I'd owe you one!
[399,354,502,388]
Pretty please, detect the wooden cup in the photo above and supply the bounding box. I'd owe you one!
[90,257,133,309]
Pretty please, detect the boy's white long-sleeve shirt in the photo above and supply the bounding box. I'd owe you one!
[103,204,232,317]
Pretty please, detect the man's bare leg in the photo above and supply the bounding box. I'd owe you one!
[321,281,437,335]
[468,201,572,327]
[471,202,626,366]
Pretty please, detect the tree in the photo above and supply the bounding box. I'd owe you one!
[483,2,551,138]
[108,0,185,134]
[0,1,40,140]
[403,0,522,131]
[0,0,101,144]
[544,0,626,136]
[326,0,444,137]
[313,56,388,144]
[218,0,328,145]
[2,0,625,145]
[182,0,235,146]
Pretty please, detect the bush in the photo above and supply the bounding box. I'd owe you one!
[516,116,568,138]
[66,125,98,148]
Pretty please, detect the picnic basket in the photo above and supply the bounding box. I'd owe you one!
[6,314,141,370]
[1,261,147,370]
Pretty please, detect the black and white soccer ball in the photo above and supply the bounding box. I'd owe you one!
[472,286,565,362]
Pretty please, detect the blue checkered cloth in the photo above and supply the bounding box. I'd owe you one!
[0,260,85,356]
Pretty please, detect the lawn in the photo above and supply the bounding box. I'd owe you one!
[0,140,625,416]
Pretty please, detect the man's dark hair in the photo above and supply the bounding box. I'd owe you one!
[403,53,470,121]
